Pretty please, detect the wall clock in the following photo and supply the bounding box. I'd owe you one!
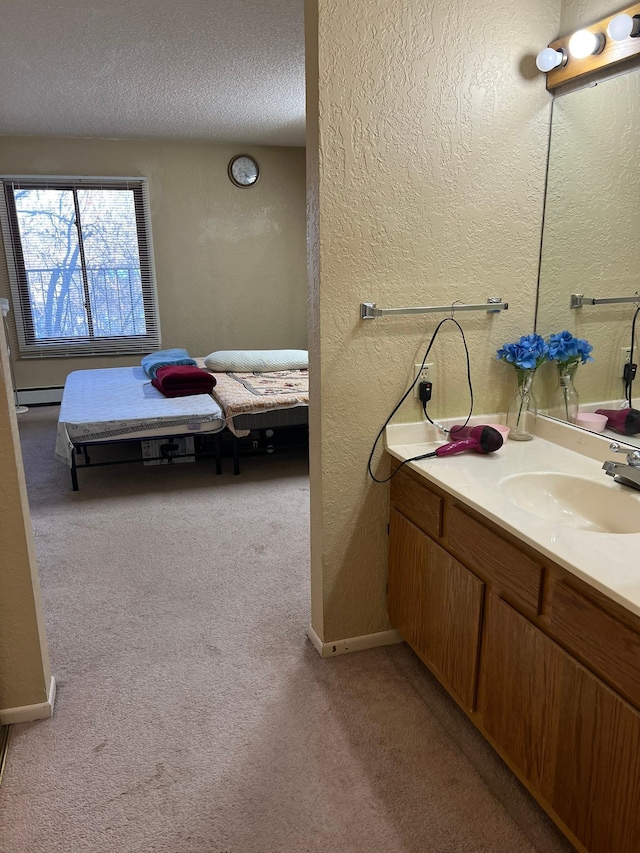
[228,155,260,188]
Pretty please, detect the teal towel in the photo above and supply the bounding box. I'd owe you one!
[141,348,197,379]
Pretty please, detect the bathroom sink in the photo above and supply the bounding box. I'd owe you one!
[499,472,640,534]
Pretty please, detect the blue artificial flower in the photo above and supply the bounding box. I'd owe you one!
[547,331,593,365]
[496,334,549,370]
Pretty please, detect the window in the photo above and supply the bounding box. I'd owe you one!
[0,176,160,357]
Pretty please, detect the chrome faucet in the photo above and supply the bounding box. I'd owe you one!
[603,443,640,491]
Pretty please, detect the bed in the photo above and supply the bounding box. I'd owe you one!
[55,350,309,487]
[195,350,309,474]
[201,361,308,460]
[55,366,225,490]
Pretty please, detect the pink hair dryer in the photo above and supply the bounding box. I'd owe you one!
[436,424,504,457]
[595,408,640,436]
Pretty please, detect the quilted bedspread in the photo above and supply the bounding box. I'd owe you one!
[199,365,308,437]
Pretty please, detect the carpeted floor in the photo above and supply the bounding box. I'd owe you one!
[0,407,575,853]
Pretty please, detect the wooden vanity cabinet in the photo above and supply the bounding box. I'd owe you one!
[388,463,640,853]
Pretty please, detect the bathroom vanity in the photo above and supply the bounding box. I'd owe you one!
[385,419,640,853]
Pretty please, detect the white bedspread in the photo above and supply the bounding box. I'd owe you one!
[55,366,225,466]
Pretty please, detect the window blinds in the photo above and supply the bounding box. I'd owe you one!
[0,175,161,358]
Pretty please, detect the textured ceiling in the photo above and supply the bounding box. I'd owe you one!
[0,0,305,146]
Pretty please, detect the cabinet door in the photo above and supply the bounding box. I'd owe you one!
[388,508,428,653]
[478,593,640,853]
[388,509,484,711]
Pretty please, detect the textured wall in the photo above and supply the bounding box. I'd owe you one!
[305,1,325,637]
[559,0,616,33]
[536,71,640,406]
[0,317,50,711]
[0,137,307,389]
[307,0,560,641]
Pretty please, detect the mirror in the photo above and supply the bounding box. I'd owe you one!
[535,68,640,446]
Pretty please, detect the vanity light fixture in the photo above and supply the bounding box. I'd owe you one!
[538,1,640,89]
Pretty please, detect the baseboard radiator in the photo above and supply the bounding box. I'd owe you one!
[16,386,64,406]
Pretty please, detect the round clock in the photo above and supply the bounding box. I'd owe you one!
[228,155,260,188]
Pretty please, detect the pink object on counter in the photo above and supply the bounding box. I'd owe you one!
[575,412,608,433]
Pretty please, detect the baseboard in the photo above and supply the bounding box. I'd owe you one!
[0,676,56,725]
[307,625,402,657]
[0,724,11,786]
[17,386,63,406]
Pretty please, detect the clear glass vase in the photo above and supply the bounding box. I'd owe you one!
[506,368,538,441]
[549,362,579,424]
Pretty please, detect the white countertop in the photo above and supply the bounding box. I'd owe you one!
[385,415,640,619]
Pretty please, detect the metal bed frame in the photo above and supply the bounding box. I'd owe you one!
[69,431,222,491]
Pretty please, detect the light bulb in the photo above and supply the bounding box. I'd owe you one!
[568,29,604,59]
[536,48,564,72]
[608,13,633,40]
[607,13,640,40]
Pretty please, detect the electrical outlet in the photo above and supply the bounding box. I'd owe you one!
[619,347,633,379]
[413,363,433,398]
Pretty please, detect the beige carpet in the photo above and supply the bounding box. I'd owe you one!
[0,407,574,853]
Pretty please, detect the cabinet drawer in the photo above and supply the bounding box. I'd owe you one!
[550,581,640,711]
[390,468,442,539]
[447,506,543,616]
